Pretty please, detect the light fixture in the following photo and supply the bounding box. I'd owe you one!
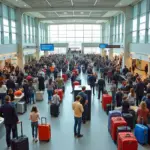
[16,0,18,1]
[64,12,67,15]
[24,4,27,7]
[80,12,84,14]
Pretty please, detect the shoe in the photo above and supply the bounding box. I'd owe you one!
[77,134,83,138]
[93,93,95,95]
[35,138,38,142]
[7,146,10,150]
[74,133,77,137]
[33,138,35,142]
[83,121,86,124]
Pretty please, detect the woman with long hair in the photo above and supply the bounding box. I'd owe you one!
[137,101,149,125]
[29,106,40,142]
[127,88,136,106]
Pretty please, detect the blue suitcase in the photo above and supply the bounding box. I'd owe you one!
[147,124,150,144]
[108,110,121,133]
[134,124,148,144]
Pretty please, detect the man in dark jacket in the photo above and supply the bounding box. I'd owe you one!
[88,74,96,95]
[6,76,16,92]
[97,76,105,100]
[0,96,19,148]
[135,78,146,106]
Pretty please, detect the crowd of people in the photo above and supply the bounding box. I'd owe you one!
[0,53,150,148]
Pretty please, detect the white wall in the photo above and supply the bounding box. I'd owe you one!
[0,44,17,54]
[130,43,150,61]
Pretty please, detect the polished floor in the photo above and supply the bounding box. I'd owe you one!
[0,72,150,150]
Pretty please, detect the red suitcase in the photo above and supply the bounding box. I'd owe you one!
[55,89,63,101]
[73,81,80,88]
[38,117,51,141]
[62,74,67,82]
[111,117,127,141]
[102,94,112,111]
[117,132,138,150]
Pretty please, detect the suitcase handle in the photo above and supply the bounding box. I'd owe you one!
[41,117,47,124]
[125,134,131,137]
[17,121,23,138]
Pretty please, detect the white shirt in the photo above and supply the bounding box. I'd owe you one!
[127,93,135,105]
[0,85,7,93]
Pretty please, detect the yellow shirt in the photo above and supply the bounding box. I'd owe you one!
[72,101,84,118]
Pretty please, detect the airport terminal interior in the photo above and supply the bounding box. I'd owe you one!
[1,0,150,150]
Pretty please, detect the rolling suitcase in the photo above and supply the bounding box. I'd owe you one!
[38,117,51,141]
[50,104,59,117]
[36,91,44,101]
[147,124,150,144]
[122,113,134,129]
[75,78,81,85]
[117,132,138,150]
[16,102,27,114]
[128,109,136,128]
[102,94,112,111]
[62,74,67,82]
[106,104,115,115]
[111,117,127,141]
[54,89,63,101]
[108,110,122,133]
[11,122,29,150]
[134,124,148,144]
[117,126,131,141]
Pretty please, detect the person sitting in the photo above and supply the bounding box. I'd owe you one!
[127,88,136,106]
[122,97,130,113]
[51,91,60,106]
[137,101,149,125]
[116,88,123,107]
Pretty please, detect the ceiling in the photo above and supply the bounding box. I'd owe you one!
[4,0,141,24]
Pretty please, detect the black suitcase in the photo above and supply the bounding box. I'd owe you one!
[116,126,131,142]
[50,104,59,117]
[11,122,29,150]
[128,109,136,128]
[122,113,134,129]
[106,104,115,115]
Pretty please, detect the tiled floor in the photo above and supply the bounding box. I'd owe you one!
[0,72,149,150]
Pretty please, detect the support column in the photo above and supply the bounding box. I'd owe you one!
[35,18,40,60]
[16,9,24,69]
[44,23,49,56]
[123,6,132,67]
[109,18,114,60]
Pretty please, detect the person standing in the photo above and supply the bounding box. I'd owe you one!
[72,95,84,138]
[110,80,117,105]
[0,96,19,149]
[97,76,105,100]
[29,106,40,142]
[145,64,148,75]
[88,73,96,95]
[0,81,7,104]
[78,86,88,124]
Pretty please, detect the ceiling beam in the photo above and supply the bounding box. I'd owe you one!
[39,17,110,21]
[22,7,123,13]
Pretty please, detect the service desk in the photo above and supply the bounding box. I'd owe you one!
[74,85,91,120]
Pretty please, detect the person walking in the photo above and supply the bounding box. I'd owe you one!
[72,95,84,138]
[0,96,19,149]
[88,73,96,95]
[97,76,105,100]
[29,106,40,142]
[0,81,7,104]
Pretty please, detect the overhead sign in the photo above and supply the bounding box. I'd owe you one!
[106,45,121,48]
[99,44,108,48]
[40,44,54,51]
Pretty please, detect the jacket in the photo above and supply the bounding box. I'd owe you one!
[0,103,18,125]
[135,82,145,96]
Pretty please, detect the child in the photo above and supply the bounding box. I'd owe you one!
[28,81,36,104]
[29,106,40,142]
[137,101,149,125]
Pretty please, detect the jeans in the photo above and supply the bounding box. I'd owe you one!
[5,124,17,147]
[98,88,104,99]
[29,93,35,104]
[90,85,95,94]
[136,95,143,106]
[112,91,116,105]
[0,93,6,104]
[31,122,38,139]
[82,104,88,122]
[74,117,82,136]
[47,90,53,102]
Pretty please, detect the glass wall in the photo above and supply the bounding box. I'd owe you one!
[22,14,36,44]
[132,0,150,43]
[40,23,46,43]
[0,4,17,44]
[48,24,102,44]
[112,13,124,43]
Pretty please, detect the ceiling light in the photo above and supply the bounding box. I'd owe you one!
[81,12,84,14]
[64,12,67,15]
[24,5,27,7]
[16,0,18,1]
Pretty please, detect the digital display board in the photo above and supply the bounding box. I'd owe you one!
[40,44,54,51]
[99,44,108,48]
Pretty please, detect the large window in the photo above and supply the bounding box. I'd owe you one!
[139,15,146,43]
[48,24,102,44]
